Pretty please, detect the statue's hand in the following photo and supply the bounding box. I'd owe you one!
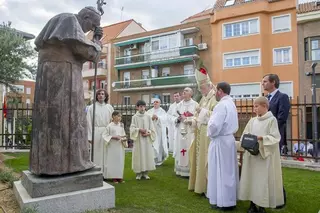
[93,26,103,42]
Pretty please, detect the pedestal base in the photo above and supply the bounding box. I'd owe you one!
[14,181,115,213]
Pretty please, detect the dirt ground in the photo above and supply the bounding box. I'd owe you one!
[0,154,20,213]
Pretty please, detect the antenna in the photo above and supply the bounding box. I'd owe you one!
[121,6,124,21]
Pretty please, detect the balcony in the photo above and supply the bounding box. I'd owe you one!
[112,74,196,92]
[114,46,199,70]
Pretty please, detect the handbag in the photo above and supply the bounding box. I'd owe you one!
[241,133,259,155]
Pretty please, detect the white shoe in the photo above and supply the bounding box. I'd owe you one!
[136,174,142,180]
[143,175,150,180]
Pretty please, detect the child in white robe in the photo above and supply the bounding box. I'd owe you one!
[102,111,126,183]
[239,97,284,213]
[130,100,156,180]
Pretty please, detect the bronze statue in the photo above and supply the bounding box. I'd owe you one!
[30,6,103,175]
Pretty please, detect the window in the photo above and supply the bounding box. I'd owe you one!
[223,49,260,69]
[272,14,291,33]
[26,87,31,95]
[305,37,320,61]
[230,83,261,100]
[184,64,194,75]
[98,59,107,69]
[273,47,292,65]
[162,67,170,76]
[100,80,105,89]
[184,38,193,46]
[279,82,293,98]
[26,99,31,104]
[223,18,259,38]
[142,94,150,104]
[142,70,151,86]
[151,33,178,51]
[225,0,235,6]
[123,72,130,88]
[162,93,171,104]
[123,96,130,105]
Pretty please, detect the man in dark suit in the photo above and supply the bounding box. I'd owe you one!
[262,74,290,154]
[262,73,289,209]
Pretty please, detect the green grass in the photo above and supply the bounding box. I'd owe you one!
[3,152,320,213]
[3,152,29,173]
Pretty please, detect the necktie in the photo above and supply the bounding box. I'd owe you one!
[267,94,272,101]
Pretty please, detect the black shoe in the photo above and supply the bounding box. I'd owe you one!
[258,207,266,213]
[220,206,236,211]
[211,205,220,210]
[248,202,258,213]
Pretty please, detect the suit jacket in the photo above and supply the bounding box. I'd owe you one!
[268,90,290,146]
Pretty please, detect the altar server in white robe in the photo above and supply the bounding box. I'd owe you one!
[87,89,114,177]
[166,92,181,154]
[239,97,284,213]
[174,88,198,177]
[130,100,156,180]
[102,111,127,183]
[207,82,239,211]
[147,98,168,166]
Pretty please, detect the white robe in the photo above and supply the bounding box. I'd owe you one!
[207,95,239,207]
[101,122,126,179]
[147,107,168,165]
[174,99,198,176]
[167,102,179,154]
[87,102,113,178]
[130,112,156,173]
[239,111,284,208]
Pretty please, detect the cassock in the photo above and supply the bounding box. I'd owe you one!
[167,102,179,154]
[174,99,198,177]
[239,111,284,208]
[130,112,156,173]
[30,12,101,175]
[188,88,217,194]
[87,102,113,177]
[207,95,239,207]
[101,122,126,179]
[147,107,168,165]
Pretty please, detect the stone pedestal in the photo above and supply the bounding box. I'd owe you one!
[14,167,115,213]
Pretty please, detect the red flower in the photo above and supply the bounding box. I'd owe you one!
[199,67,207,75]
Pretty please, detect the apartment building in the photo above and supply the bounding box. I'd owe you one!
[82,19,146,103]
[297,1,320,139]
[211,0,298,100]
[4,79,35,105]
[110,18,212,105]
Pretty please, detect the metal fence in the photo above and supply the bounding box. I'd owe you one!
[1,100,319,161]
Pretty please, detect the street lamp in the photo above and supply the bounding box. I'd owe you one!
[306,62,318,161]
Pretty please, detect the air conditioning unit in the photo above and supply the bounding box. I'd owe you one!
[198,43,208,50]
[129,44,137,49]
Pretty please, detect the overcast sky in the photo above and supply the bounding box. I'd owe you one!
[0,0,215,37]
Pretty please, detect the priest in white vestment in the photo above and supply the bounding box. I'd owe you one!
[102,111,126,183]
[238,97,284,213]
[147,98,168,166]
[87,89,114,179]
[207,82,239,211]
[130,100,156,180]
[174,88,198,177]
[166,92,181,154]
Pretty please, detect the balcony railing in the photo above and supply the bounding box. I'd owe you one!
[115,45,199,66]
[112,74,196,90]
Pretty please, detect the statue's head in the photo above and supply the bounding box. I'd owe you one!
[77,6,101,33]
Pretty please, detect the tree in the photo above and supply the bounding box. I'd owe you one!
[0,22,36,88]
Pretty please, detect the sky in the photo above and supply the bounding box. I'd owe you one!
[0,0,215,38]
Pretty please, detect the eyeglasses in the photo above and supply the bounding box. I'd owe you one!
[153,101,159,103]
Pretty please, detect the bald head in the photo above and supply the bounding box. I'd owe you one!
[183,87,193,100]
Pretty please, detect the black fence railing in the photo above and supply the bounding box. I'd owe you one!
[1,99,319,162]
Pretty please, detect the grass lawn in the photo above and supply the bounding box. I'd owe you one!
[3,152,320,213]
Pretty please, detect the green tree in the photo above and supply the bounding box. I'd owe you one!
[0,22,36,88]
